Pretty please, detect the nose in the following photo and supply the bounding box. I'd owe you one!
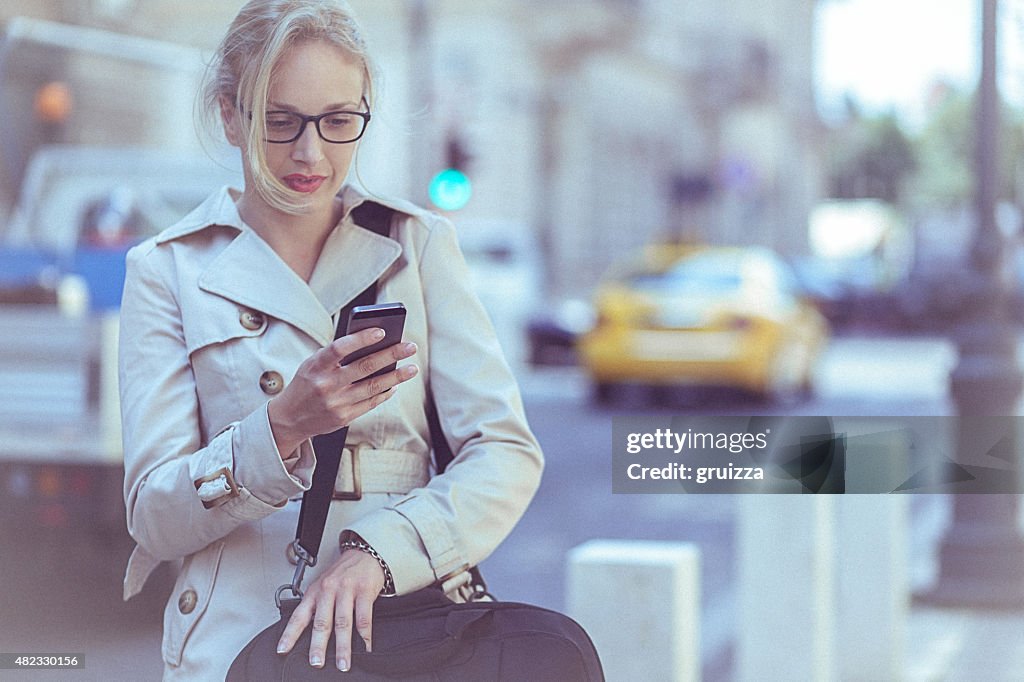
[290,120,324,165]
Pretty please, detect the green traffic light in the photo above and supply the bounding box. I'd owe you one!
[428,168,472,211]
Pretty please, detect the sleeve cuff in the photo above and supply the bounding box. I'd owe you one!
[391,494,467,579]
[231,402,314,505]
[344,508,441,595]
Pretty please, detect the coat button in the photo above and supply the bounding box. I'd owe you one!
[178,589,198,614]
[259,370,284,395]
[239,309,266,331]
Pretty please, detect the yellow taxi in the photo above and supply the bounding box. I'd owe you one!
[578,244,829,402]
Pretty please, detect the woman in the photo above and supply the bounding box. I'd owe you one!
[118,1,543,678]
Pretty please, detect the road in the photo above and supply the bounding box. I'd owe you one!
[487,333,960,678]
[0,334,975,680]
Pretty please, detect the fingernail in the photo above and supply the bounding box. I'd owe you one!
[337,658,349,672]
[276,642,287,654]
[404,342,417,353]
[372,328,385,340]
[310,656,323,667]
[403,364,418,378]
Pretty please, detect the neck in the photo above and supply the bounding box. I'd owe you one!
[236,191,344,281]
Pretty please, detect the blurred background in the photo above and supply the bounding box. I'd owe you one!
[2,0,1024,680]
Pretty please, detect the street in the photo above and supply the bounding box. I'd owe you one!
[0,333,977,680]
[1,0,1022,679]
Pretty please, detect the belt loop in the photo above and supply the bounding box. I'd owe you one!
[333,445,363,500]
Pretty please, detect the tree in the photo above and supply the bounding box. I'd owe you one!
[825,89,1024,211]
[907,86,1024,210]
[826,109,916,205]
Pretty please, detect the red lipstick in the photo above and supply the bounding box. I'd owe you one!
[284,174,326,193]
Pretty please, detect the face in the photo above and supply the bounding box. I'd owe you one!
[225,39,366,217]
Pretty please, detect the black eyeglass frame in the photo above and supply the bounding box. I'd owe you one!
[246,99,372,144]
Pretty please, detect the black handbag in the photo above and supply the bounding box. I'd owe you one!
[226,202,604,681]
[228,586,604,681]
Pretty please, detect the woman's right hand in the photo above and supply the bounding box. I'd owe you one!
[267,327,418,456]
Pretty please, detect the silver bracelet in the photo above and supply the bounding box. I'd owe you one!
[340,539,396,595]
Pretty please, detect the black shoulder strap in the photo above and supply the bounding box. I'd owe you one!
[293,206,388,567]
[293,201,453,574]
[348,201,455,474]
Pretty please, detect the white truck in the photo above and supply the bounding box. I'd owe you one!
[0,19,239,591]
[0,145,238,547]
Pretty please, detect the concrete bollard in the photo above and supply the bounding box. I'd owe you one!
[737,496,837,682]
[567,540,701,682]
[836,495,909,681]
[833,421,910,681]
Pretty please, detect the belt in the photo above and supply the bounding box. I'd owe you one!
[333,443,431,500]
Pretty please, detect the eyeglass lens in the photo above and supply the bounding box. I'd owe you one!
[265,111,367,143]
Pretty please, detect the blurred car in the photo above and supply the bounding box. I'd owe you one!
[789,255,918,332]
[526,298,595,366]
[578,244,829,403]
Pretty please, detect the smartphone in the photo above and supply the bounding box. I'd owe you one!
[340,302,407,381]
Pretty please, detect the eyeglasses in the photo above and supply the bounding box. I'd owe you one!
[250,101,371,144]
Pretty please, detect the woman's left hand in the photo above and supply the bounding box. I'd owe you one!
[276,547,386,671]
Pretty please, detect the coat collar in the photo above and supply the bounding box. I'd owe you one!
[160,186,403,346]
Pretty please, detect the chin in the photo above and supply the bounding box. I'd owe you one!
[283,192,330,215]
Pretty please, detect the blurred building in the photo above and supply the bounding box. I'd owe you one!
[0,2,240,209]
[352,0,824,298]
[0,1,236,48]
[1,0,824,299]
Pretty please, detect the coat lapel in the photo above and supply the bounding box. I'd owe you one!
[198,228,336,345]
[196,206,402,347]
[309,215,402,320]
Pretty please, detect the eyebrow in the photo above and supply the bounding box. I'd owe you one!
[267,100,363,112]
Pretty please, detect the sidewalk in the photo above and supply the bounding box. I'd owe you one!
[515,347,1024,681]
[907,605,1024,681]
[905,497,1024,682]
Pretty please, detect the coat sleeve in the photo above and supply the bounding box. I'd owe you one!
[119,241,315,565]
[344,216,544,594]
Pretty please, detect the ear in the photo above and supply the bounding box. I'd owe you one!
[219,95,243,148]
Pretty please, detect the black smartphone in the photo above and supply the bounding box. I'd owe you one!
[340,302,407,381]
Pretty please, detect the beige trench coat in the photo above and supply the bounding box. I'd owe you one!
[118,185,543,680]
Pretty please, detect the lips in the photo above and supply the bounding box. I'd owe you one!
[283,174,326,193]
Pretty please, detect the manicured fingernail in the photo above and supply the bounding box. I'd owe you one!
[276,642,287,654]
[403,364,418,378]
[310,656,323,667]
[372,328,385,340]
[404,342,417,353]
[337,658,349,672]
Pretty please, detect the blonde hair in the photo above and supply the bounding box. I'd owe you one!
[202,0,376,214]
